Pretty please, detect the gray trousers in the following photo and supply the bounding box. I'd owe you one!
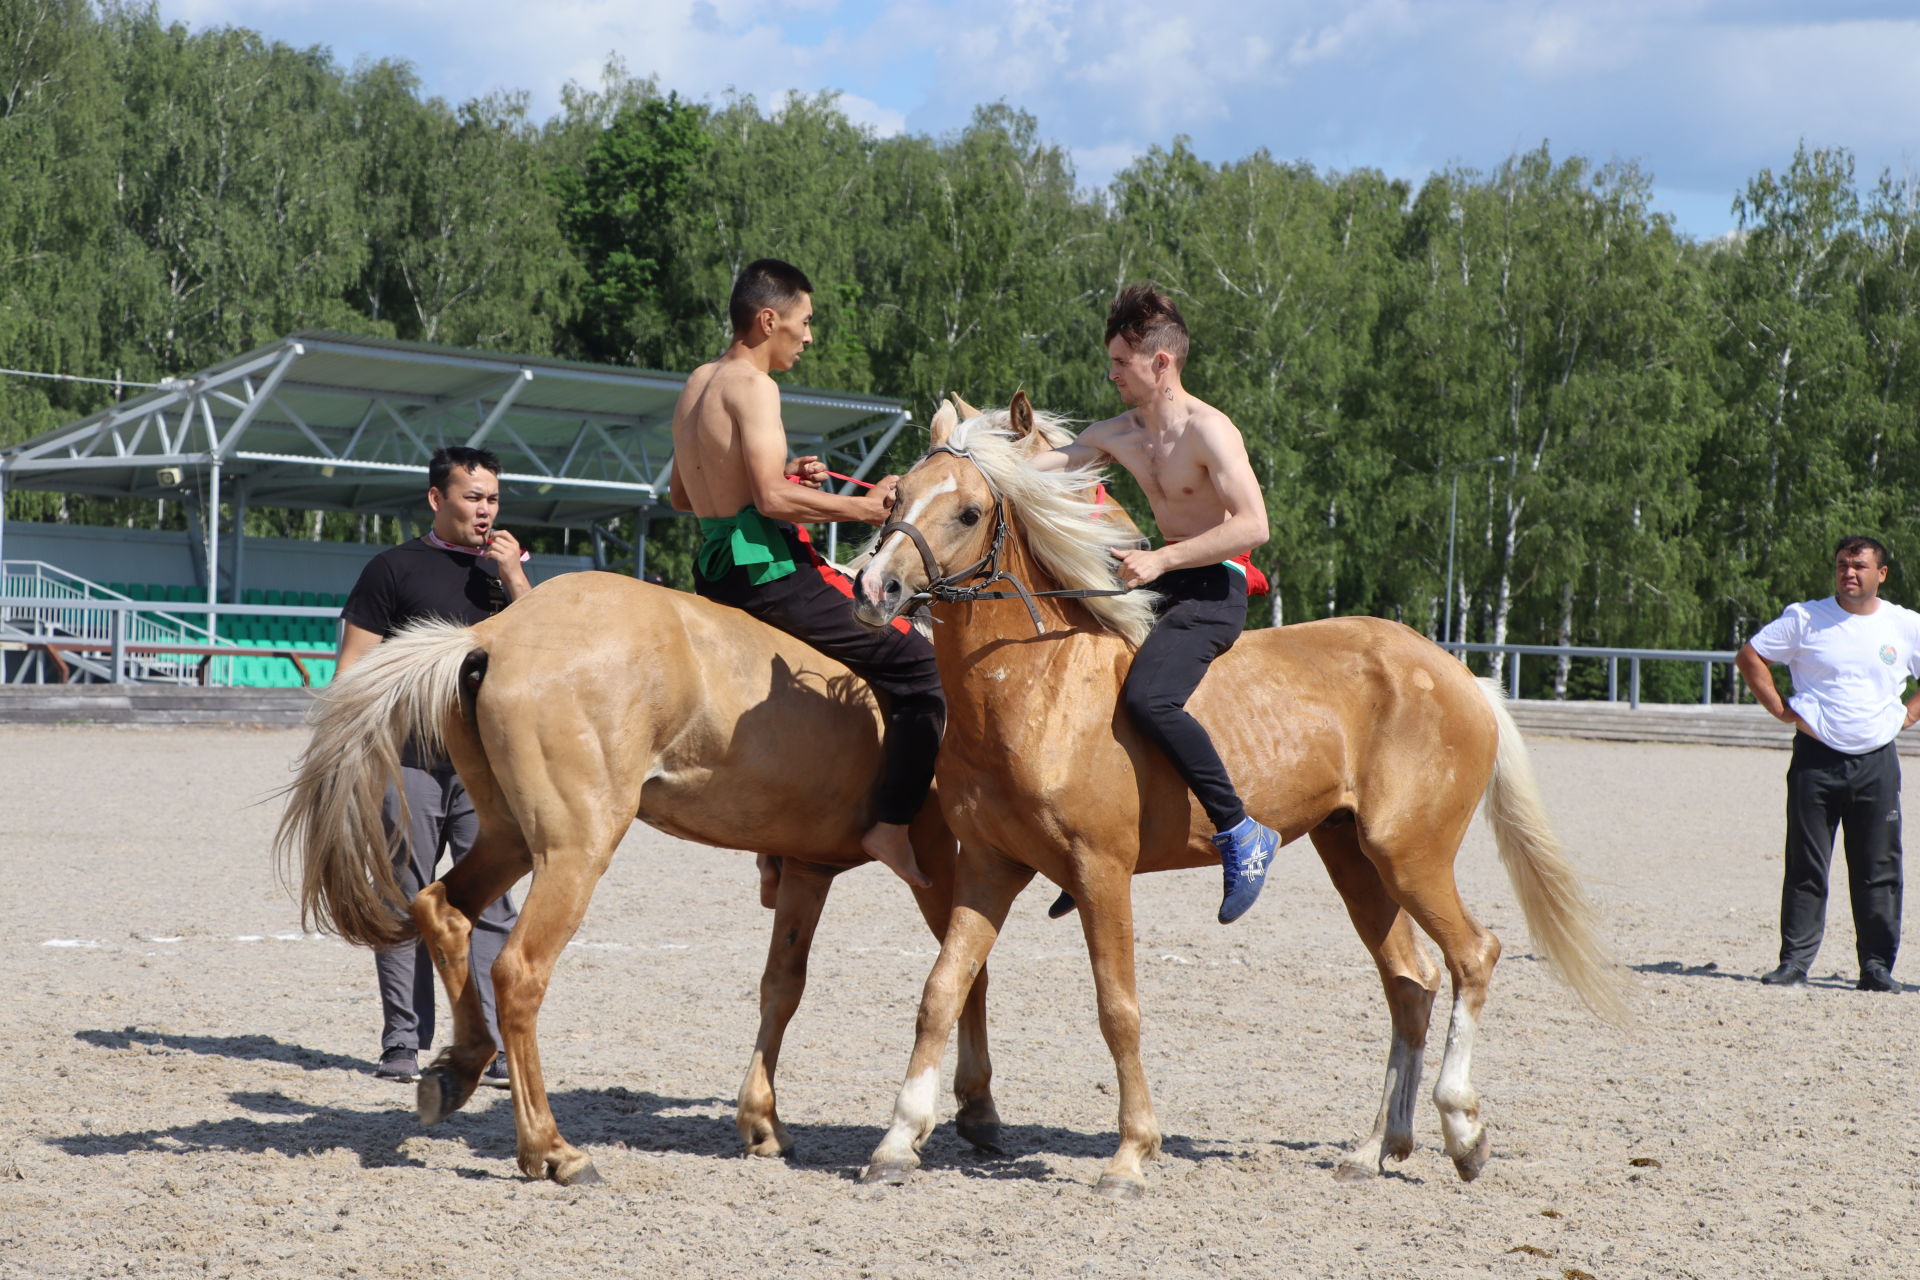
[1780,733,1904,973]
[376,758,518,1055]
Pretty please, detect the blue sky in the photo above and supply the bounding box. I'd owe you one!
[158,0,1920,240]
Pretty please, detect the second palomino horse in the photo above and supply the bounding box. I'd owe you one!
[851,393,1631,1198]
[276,573,1001,1184]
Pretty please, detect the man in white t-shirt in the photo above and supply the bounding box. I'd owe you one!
[1736,536,1920,992]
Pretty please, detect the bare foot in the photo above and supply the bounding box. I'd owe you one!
[860,822,932,889]
[757,854,782,909]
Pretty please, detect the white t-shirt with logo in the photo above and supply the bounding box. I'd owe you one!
[1750,597,1920,754]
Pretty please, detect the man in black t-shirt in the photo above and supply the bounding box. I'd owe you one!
[337,445,532,1084]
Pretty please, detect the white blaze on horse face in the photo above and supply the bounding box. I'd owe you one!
[900,475,957,527]
[862,475,958,609]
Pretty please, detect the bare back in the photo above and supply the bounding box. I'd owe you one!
[671,357,785,519]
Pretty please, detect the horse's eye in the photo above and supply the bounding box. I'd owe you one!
[958,506,982,527]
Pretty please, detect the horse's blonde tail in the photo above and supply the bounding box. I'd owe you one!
[273,620,479,949]
[1476,678,1635,1029]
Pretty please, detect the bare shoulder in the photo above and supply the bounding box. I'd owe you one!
[1079,411,1137,448]
[1186,402,1249,456]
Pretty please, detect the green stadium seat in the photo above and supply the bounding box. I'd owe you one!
[163,584,186,603]
[107,582,129,598]
[243,588,266,605]
[310,659,335,687]
[298,590,320,607]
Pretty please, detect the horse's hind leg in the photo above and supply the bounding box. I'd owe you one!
[411,817,531,1125]
[1309,824,1441,1181]
[1361,829,1501,1183]
[737,859,839,1157]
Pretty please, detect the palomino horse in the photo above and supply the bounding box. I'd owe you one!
[851,394,1631,1198]
[275,573,1004,1185]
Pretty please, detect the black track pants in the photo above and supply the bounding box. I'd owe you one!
[1121,563,1249,832]
[696,522,945,826]
[1779,733,1904,973]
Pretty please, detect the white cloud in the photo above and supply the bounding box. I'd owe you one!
[148,0,1920,236]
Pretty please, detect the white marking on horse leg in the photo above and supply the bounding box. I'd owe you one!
[869,1066,940,1168]
[1338,1023,1424,1178]
[1433,996,1482,1160]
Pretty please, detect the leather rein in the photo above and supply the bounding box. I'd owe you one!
[872,444,1136,636]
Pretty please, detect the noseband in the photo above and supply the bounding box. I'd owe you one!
[872,444,1133,636]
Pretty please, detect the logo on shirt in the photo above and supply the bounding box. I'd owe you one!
[1881,644,1898,666]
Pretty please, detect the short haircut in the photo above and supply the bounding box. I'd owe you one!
[1835,534,1889,569]
[1105,282,1190,368]
[729,258,813,335]
[429,446,502,492]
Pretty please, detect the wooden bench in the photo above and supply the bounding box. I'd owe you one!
[14,640,316,687]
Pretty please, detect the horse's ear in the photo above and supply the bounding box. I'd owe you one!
[929,399,957,447]
[1009,391,1037,440]
[950,392,981,421]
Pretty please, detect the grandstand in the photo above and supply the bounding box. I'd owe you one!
[0,331,910,693]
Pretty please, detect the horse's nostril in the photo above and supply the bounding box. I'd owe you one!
[883,578,902,599]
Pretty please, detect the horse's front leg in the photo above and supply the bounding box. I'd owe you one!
[1074,863,1160,1200]
[736,859,839,1157]
[903,812,1002,1155]
[864,845,1032,1184]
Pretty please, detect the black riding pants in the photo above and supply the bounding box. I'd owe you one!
[1121,563,1248,832]
[696,522,945,826]
[1780,732,1904,973]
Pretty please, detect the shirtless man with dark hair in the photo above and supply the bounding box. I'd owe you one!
[1032,282,1280,923]
[669,258,943,900]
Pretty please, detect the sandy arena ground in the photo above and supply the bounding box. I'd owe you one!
[2,723,1918,1279]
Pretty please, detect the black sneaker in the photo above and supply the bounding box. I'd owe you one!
[1759,964,1808,987]
[481,1057,510,1088]
[374,1050,420,1081]
[1857,965,1899,992]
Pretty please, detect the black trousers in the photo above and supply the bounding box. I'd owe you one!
[1121,563,1248,832]
[696,523,945,826]
[376,758,518,1056]
[1779,733,1904,973]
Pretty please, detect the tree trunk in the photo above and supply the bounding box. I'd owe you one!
[1554,581,1574,699]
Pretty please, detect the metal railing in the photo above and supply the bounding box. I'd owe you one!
[1,587,339,686]
[1440,641,1739,709]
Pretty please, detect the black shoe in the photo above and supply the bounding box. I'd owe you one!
[1759,964,1808,987]
[1857,964,1899,992]
[1047,891,1078,919]
[481,1057,511,1088]
[374,1050,421,1081]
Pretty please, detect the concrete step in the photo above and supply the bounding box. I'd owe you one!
[0,685,314,727]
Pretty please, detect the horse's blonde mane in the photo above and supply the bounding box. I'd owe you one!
[942,407,1160,646]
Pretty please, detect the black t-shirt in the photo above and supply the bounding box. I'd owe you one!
[341,538,509,638]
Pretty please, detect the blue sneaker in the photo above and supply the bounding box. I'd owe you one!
[1211,816,1280,924]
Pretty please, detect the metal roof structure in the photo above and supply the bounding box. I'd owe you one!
[0,331,911,582]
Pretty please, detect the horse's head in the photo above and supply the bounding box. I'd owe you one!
[852,392,1048,629]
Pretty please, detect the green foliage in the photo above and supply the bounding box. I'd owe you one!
[5,3,1920,689]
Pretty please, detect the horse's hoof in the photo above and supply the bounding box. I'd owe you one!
[742,1135,793,1159]
[1093,1174,1145,1201]
[1452,1130,1491,1182]
[415,1068,465,1126]
[1332,1160,1375,1183]
[554,1158,603,1187]
[860,1161,916,1186]
[955,1118,1004,1156]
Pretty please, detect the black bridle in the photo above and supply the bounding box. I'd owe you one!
[871,444,1136,636]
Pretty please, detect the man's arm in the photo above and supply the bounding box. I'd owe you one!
[334,621,383,680]
[736,378,894,525]
[1736,643,1804,727]
[1029,417,1117,474]
[1114,417,1269,586]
